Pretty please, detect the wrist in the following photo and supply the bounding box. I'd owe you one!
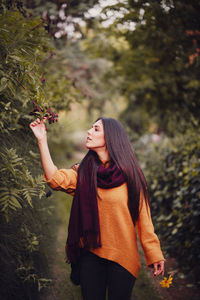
[37,137,47,145]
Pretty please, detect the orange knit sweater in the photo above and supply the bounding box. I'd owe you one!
[44,167,165,278]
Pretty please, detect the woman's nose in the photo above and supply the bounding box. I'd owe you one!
[87,128,92,135]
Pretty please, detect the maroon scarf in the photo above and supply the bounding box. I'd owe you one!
[66,162,125,263]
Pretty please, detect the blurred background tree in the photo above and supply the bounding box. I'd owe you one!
[84,0,200,136]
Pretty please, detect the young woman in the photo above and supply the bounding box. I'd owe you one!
[30,117,165,300]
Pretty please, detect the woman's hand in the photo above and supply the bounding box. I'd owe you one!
[153,260,165,277]
[29,117,47,142]
[29,117,57,180]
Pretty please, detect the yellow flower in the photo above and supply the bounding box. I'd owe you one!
[160,275,173,288]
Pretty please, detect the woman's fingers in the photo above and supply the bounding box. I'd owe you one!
[153,260,165,276]
[30,116,48,128]
[41,116,48,123]
[30,118,43,127]
[30,121,36,127]
[29,117,48,140]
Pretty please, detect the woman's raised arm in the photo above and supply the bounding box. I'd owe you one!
[29,117,57,180]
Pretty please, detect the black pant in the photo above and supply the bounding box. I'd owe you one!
[80,251,136,300]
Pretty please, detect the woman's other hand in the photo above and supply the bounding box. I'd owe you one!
[29,117,47,142]
[153,260,165,276]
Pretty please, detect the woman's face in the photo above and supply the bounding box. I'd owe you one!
[86,119,106,150]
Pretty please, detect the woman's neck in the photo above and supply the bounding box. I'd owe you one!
[96,149,110,164]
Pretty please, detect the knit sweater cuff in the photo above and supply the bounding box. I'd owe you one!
[145,249,166,266]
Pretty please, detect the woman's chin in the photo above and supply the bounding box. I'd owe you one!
[86,142,92,149]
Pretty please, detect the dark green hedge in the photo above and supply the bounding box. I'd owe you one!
[136,130,200,285]
[0,4,61,299]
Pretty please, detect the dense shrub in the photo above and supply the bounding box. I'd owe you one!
[136,129,200,285]
[0,3,63,299]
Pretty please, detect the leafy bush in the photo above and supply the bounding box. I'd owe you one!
[136,129,200,285]
[0,3,63,299]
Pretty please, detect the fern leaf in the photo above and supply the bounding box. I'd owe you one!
[0,187,23,221]
[0,148,23,176]
[21,188,36,207]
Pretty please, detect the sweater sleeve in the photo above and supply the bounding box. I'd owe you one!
[136,192,165,266]
[43,167,78,195]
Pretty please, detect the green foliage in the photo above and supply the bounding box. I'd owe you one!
[0,4,63,299]
[84,0,200,136]
[64,41,123,118]
[135,129,200,284]
[0,9,51,105]
[41,46,81,111]
[0,147,46,221]
[0,3,78,124]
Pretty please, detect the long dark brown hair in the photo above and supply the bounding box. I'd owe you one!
[77,117,150,224]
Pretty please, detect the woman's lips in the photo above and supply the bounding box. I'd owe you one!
[87,137,92,141]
